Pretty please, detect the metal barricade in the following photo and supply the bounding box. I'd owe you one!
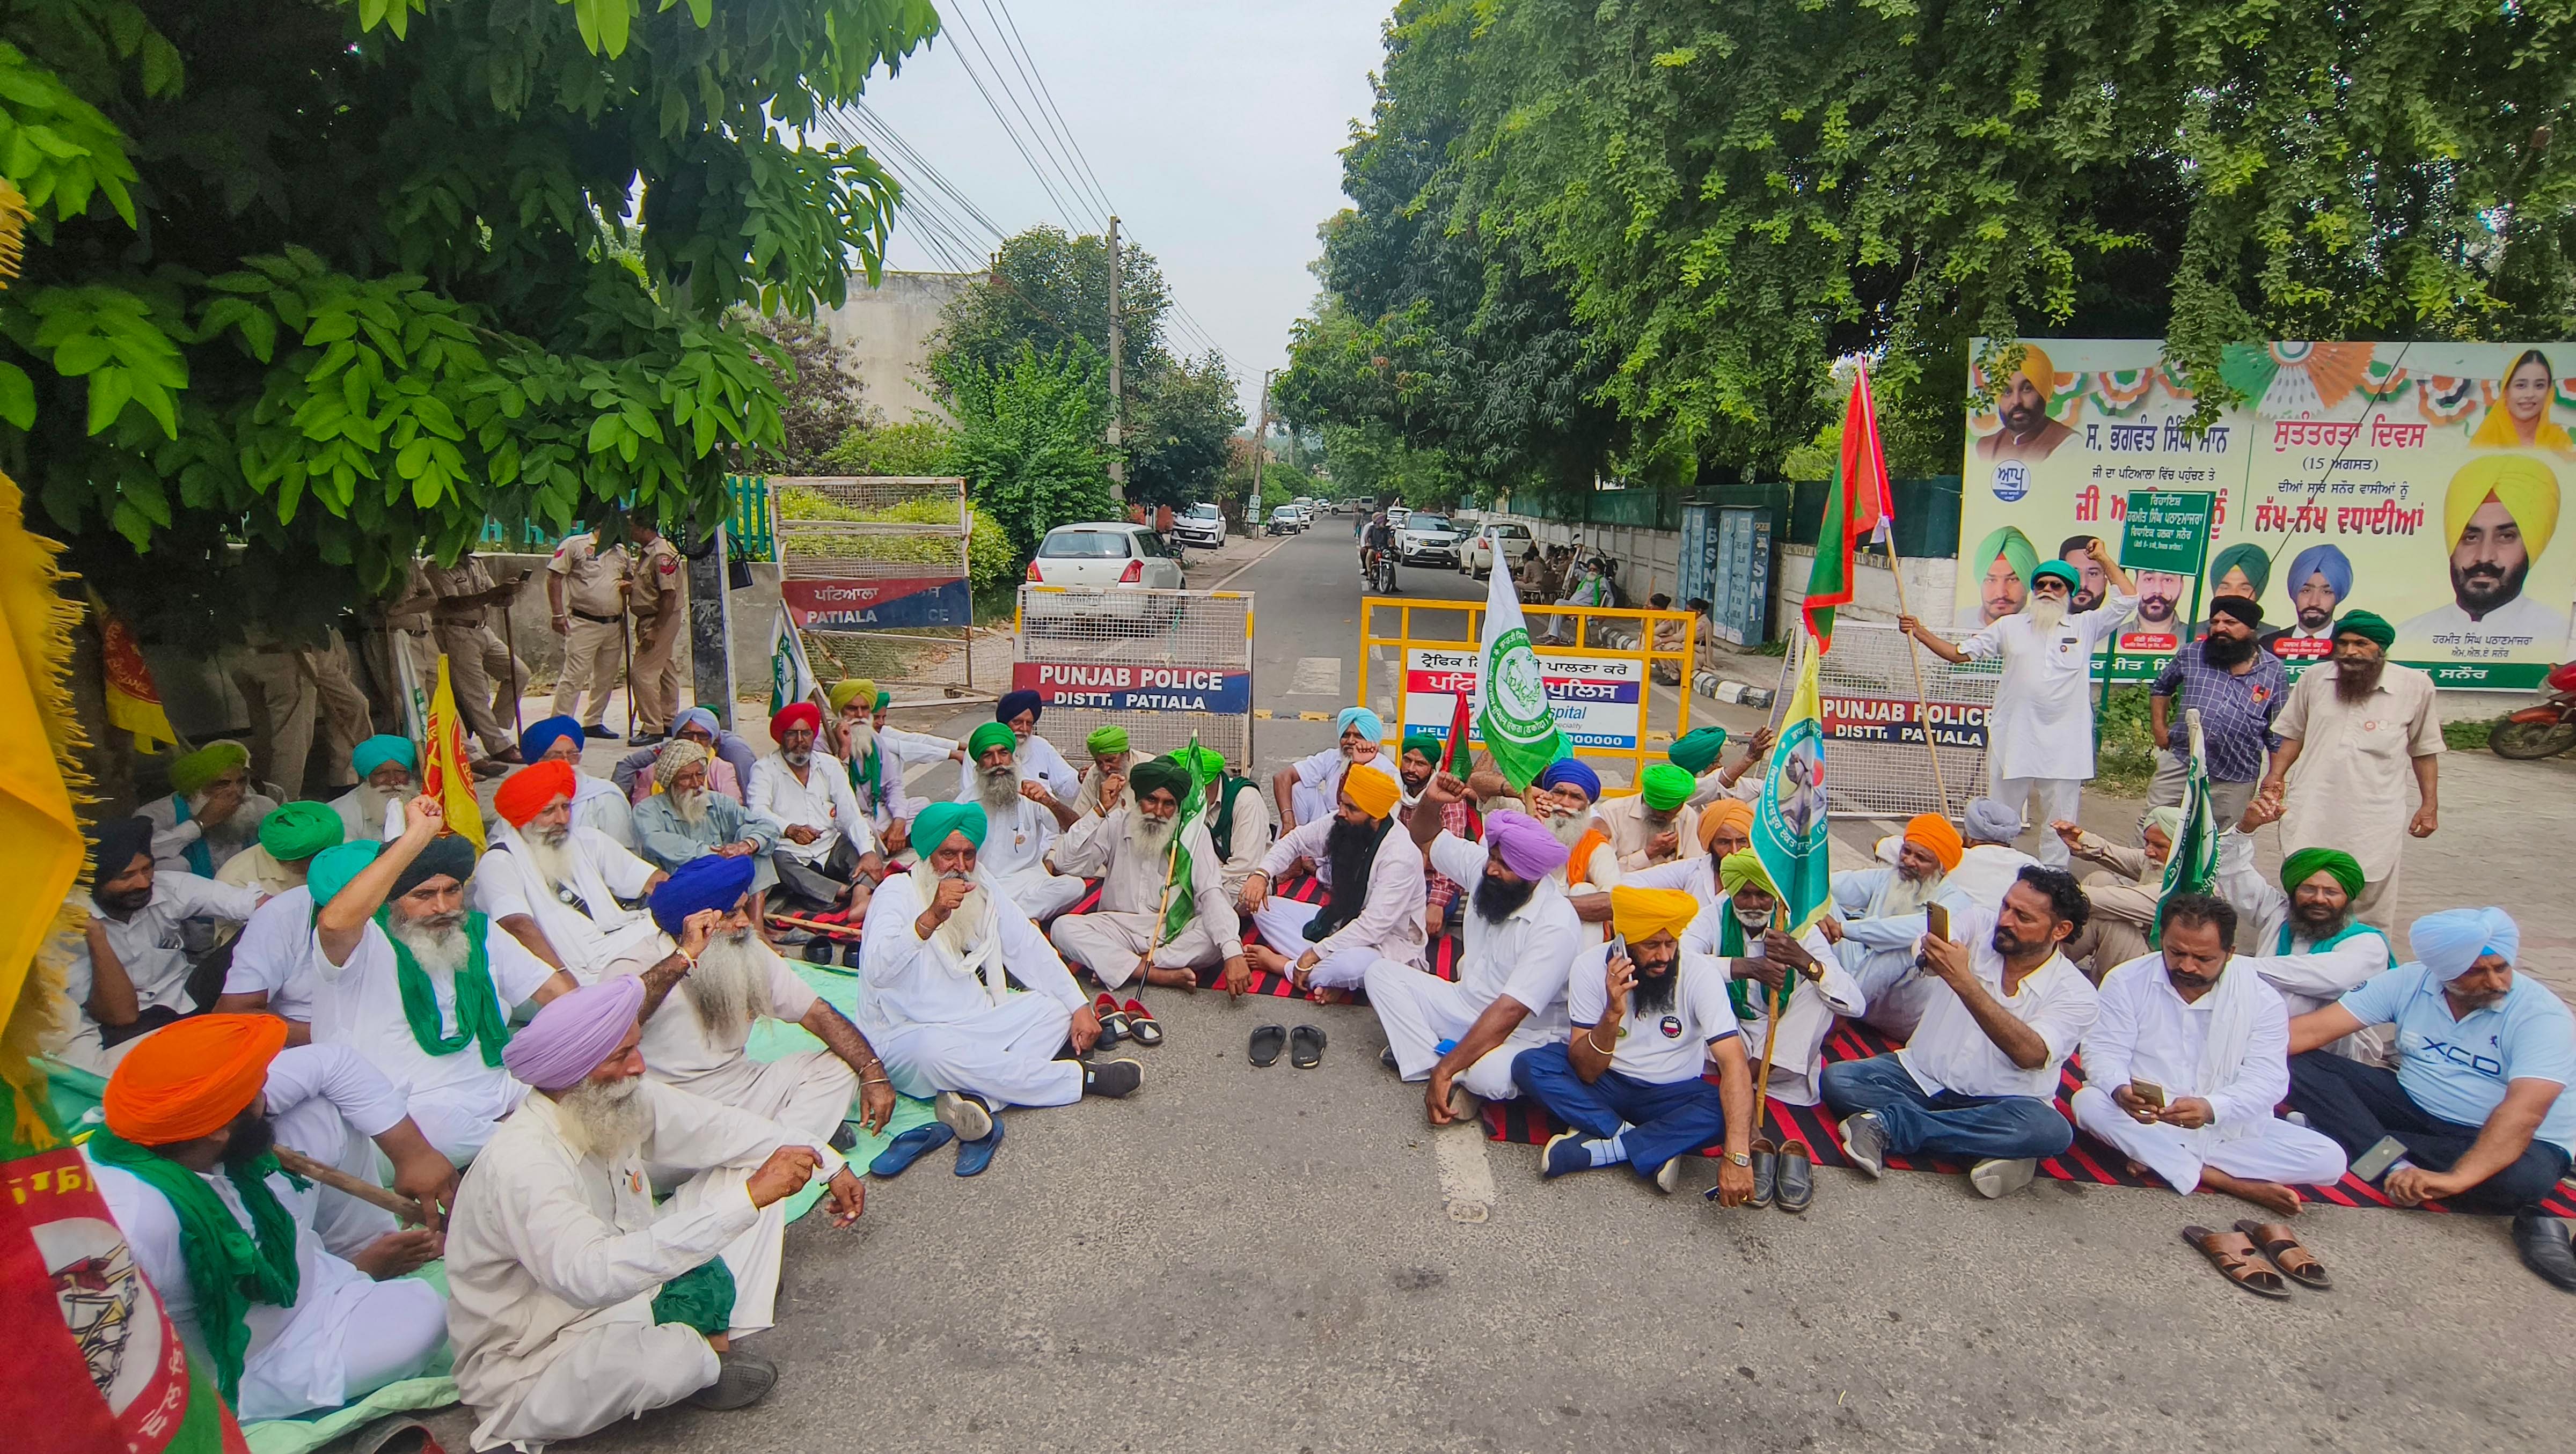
[1012,584,1256,766]
[1787,620,1997,820]
[772,476,983,695]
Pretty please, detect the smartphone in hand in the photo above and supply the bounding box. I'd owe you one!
[2131,1080,2167,1111]
[2350,1135,2411,1184]
[1925,902,1950,943]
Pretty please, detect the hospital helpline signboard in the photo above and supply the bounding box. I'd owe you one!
[1957,337,2576,689]
[1398,647,1643,751]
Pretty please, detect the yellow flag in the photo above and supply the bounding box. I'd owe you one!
[422,653,485,850]
[89,589,179,753]
[0,476,86,1147]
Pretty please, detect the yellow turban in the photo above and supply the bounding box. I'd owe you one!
[1341,763,1401,820]
[828,679,877,715]
[1609,886,1699,945]
[2443,455,2559,560]
[2015,343,2057,395]
[1716,850,1777,898]
[1697,798,1754,851]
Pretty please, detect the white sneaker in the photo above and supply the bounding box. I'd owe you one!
[934,1091,994,1142]
[1969,1157,2037,1199]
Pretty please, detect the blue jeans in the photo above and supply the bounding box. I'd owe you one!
[1819,1054,2072,1161]
[1512,1042,1731,1178]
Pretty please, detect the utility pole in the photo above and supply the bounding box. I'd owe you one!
[1250,368,1275,519]
[1105,215,1124,502]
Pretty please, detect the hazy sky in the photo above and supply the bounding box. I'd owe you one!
[851,1,1391,418]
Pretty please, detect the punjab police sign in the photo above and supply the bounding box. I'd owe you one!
[1011,584,1257,762]
[1007,661,1252,714]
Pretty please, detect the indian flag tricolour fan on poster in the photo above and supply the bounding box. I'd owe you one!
[1751,644,1833,932]
[1474,562,1567,790]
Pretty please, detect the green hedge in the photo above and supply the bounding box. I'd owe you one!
[775,487,1018,600]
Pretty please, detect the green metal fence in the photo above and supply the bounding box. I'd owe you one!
[726,474,774,562]
[1516,477,1959,557]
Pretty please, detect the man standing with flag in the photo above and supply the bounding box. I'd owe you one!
[1050,753,1252,995]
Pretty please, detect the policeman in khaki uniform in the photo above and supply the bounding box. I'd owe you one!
[625,522,687,744]
[228,626,370,797]
[425,549,531,763]
[546,528,632,738]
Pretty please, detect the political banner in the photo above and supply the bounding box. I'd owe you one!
[780,576,973,630]
[1008,662,1253,715]
[1398,646,1645,752]
[1957,339,2576,689]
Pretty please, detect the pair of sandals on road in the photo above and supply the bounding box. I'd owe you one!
[1247,1023,1327,1068]
[2182,1221,2334,1298]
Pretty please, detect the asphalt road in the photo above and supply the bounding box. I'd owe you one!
[426,525,2576,1453]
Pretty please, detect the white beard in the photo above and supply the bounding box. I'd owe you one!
[553,1076,650,1164]
[909,858,994,963]
[2026,596,2067,633]
[684,929,765,1044]
[670,787,710,828]
[1546,807,1593,850]
[522,824,579,892]
[844,721,877,760]
[387,910,470,976]
[1126,809,1178,861]
[1879,868,1942,916]
[977,765,1022,812]
[356,782,404,828]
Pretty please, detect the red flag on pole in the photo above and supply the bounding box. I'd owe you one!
[1802,363,1899,650]
[1442,689,1473,776]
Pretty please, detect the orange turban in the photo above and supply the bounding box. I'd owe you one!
[1903,813,1964,871]
[1697,797,1755,851]
[1341,762,1401,820]
[494,760,576,827]
[104,1015,289,1144]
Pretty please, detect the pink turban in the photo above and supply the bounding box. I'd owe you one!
[502,977,645,1091]
[1483,809,1570,880]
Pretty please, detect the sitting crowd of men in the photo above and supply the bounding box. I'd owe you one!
[48,667,2576,1449]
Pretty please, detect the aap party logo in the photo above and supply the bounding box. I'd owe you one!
[1992,461,2030,502]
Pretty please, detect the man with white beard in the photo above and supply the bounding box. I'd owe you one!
[330,734,416,841]
[143,740,279,877]
[1902,544,2135,868]
[308,795,578,1163]
[608,855,895,1144]
[1066,723,1137,818]
[1819,814,1967,1039]
[479,760,669,982]
[633,739,784,893]
[1529,757,1620,930]
[1270,706,1403,835]
[857,802,1135,1177]
[749,701,880,915]
[827,678,959,856]
[447,978,866,1449]
[1050,755,1253,994]
[954,721,1086,921]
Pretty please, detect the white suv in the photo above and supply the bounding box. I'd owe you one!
[1395,512,1463,568]
[1173,502,1226,549]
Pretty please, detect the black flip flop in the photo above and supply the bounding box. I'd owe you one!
[1249,1024,1287,1068]
[1290,1023,1327,1069]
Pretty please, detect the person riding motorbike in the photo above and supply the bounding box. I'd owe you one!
[1362,511,1399,593]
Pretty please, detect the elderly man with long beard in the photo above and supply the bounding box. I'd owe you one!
[2051,806,2183,979]
[1511,886,1761,1201]
[1593,762,1704,873]
[613,707,753,806]
[447,979,866,1448]
[2257,610,2443,929]
[857,803,1135,1177]
[954,721,1087,920]
[632,739,784,891]
[145,739,280,877]
[1817,814,1965,1039]
[1387,773,1580,1124]
[1051,756,1253,995]
[1241,757,1423,1002]
[520,715,637,847]
[330,734,417,842]
[83,1017,451,1422]
[1067,723,1136,817]
[951,689,1084,803]
[480,761,669,982]
[611,856,896,1144]
[309,796,577,1163]
[1627,849,1857,1110]
[1271,706,1403,835]
[1528,757,1621,929]
[749,701,880,915]
[828,678,960,855]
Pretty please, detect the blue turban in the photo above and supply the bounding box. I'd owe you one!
[650,855,758,935]
[1963,797,2023,843]
[1536,756,1600,802]
[2286,543,2353,606]
[996,690,1042,724]
[673,706,720,738]
[2407,907,2519,982]
[1335,706,1383,739]
[350,734,418,779]
[519,715,585,762]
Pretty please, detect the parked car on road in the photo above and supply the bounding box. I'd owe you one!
[1174,501,1227,549]
[1265,503,1307,535]
[1028,522,1187,589]
[1395,512,1463,568]
[1462,520,1535,578]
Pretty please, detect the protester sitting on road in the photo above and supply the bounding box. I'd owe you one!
[215,799,345,897]
[1943,796,2040,908]
[2072,894,2349,1219]
[1594,762,1703,872]
[331,734,417,842]
[1529,757,1620,927]
[2053,807,2179,980]
[1069,723,1137,817]
[445,979,866,1448]
[519,715,639,848]
[856,803,1138,1177]
[1821,866,2101,1199]
[955,689,1082,804]
[1699,798,1755,860]
[829,679,960,857]
[1051,756,1253,994]
[1242,760,1425,1001]
[1514,886,1758,1200]
[955,722,1086,921]
[612,707,750,807]
[1821,814,1965,1040]
[1384,774,1579,1125]
[1396,733,1476,924]
[749,702,881,917]
[2285,907,2576,1290]
[1628,849,1856,1108]
[145,740,280,877]
[631,740,783,895]
[1178,742,1270,898]
[480,761,668,983]
[1274,705,1402,834]
[1667,725,1774,809]
[56,816,265,1071]
[2220,805,2392,1025]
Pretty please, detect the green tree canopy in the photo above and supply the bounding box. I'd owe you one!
[940,339,1117,563]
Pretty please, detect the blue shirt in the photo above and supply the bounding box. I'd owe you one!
[2337,963,2576,1152]
[2149,640,2288,783]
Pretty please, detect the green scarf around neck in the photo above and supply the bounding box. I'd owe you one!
[2276,917,2388,957]
[88,1128,304,1405]
[847,741,882,811]
[1717,907,1792,1023]
[380,908,512,1065]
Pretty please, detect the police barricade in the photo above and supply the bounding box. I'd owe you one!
[1012,584,1256,766]
[1356,596,1696,791]
[772,475,983,696]
[1787,620,1997,820]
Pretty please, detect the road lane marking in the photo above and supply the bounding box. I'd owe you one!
[1202,537,1289,591]
[1433,1121,1497,1224]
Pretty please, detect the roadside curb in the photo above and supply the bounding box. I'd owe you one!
[1591,627,1776,710]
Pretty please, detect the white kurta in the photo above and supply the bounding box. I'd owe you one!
[143,789,280,877]
[856,871,1089,1109]
[1250,816,1428,983]
[473,827,663,983]
[1825,865,1970,1040]
[1942,843,2037,910]
[1898,904,2098,1100]
[617,931,857,1141]
[445,1082,844,1451]
[951,731,1084,805]
[261,1041,414,1258]
[749,751,874,864]
[224,886,318,1023]
[1284,746,1401,830]
[569,772,635,850]
[1364,830,1580,1099]
[54,872,264,1070]
[1957,592,2133,781]
[1049,808,1245,987]
[2227,869,2396,1017]
[1593,792,1705,872]
[961,791,1082,920]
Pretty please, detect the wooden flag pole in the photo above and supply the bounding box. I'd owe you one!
[1882,535,1953,820]
[274,1146,430,1226]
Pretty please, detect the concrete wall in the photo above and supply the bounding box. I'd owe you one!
[815,270,979,426]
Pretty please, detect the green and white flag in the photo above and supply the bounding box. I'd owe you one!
[2151,709,2221,946]
[767,605,817,718]
[1474,560,1567,791]
[1159,732,1210,942]
[1751,643,1833,932]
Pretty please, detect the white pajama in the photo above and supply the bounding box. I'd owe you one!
[1050,910,1234,989]
[1994,775,2083,866]
[619,934,858,1142]
[1362,958,1553,1100]
[1730,956,1863,1107]
[871,990,1080,1109]
[993,865,1086,921]
[662,1050,857,1145]
[262,1044,413,1259]
[2070,1086,2350,1192]
[1044,810,1243,987]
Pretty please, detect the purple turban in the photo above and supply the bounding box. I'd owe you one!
[650,854,757,935]
[1536,757,1600,802]
[1483,809,1570,880]
[503,976,646,1092]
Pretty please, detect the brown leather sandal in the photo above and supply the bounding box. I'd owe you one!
[2234,1220,2332,1290]
[2180,1225,2291,1298]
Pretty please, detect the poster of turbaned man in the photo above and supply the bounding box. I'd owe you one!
[1956,338,2576,690]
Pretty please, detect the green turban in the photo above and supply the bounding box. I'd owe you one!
[2141,805,2184,843]
[349,734,417,779]
[1667,726,1728,775]
[1129,758,1190,803]
[169,740,250,796]
[258,801,345,864]
[2281,846,2365,899]
[1973,526,2040,587]
[2332,609,2395,649]
[1086,724,1131,757]
[1717,850,1778,898]
[1637,762,1695,813]
[828,679,877,715]
[1180,744,1227,781]
[912,801,988,852]
[2208,542,2271,596]
[967,722,1019,760]
[1400,732,1443,765]
[305,840,380,913]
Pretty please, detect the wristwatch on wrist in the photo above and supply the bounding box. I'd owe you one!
[1725,1151,1752,1167]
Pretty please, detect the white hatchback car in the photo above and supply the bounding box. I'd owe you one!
[1027,522,1187,589]
[1462,520,1535,578]
[1173,501,1227,549]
